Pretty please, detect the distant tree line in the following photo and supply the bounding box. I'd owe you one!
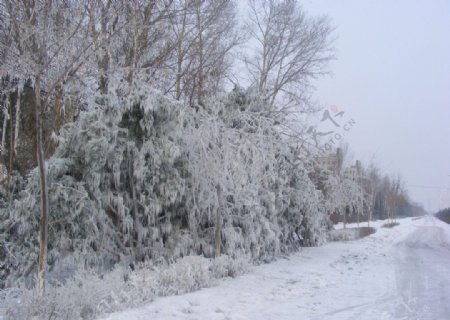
[310,150,424,226]
[435,207,450,224]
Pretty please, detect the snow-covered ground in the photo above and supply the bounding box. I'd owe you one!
[101,216,450,320]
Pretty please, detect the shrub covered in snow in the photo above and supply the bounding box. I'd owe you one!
[0,82,329,292]
[1,255,250,320]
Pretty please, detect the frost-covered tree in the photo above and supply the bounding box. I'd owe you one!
[244,0,334,110]
[168,0,240,106]
[1,79,186,285]
[182,87,285,259]
[89,0,176,94]
[0,0,175,294]
[0,0,101,296]
[325,175,363,228]
[0,0,336,294]
[200,87,328,254]
[0,82,330,288]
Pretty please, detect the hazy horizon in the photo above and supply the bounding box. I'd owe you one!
[302,0,450,213]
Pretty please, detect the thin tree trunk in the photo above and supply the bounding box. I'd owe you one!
[35,76,49,298]
[14,84,21,155]
[367,192,371,227]
[175,46,183,100]
[196,6,204,107]
[129,149,141,260]
[215,184,223,258]
[1,102,8,154]
[7,99,14,194]
[197,40,204,106]
[343,208,346,229]
[175,9,187,101]
[98,3,110,94]
[357,204,360,227]
[260,38,268,90]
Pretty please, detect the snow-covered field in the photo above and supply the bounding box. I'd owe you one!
[101,216,450,320]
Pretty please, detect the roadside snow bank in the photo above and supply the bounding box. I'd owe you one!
[0,255,250,320]
[328,226,375,241]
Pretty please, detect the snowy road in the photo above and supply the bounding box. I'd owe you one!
[393,217,450,319]
[102,216,450,320]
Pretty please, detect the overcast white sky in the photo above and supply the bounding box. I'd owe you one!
[300,0,450,212]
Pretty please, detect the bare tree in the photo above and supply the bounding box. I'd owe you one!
[363,162,381,226]
[169,0,198,101]
[245,0,334,110]
[387,174,406,223]
[169,0,240,106]
[84,0,176,95]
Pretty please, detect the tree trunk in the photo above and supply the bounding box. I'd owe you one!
[175,45,183,101]
[215,184,223,258]
[14,84,21,155]
[129,149,141,260]
[343,208,347,229]
[175,9,186,101]
[196,7,204,107]
[357,204,360,227]
[7,98,14,195]
[98,3,110,94]
[1,101,8,155]
[35,76,49,298]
